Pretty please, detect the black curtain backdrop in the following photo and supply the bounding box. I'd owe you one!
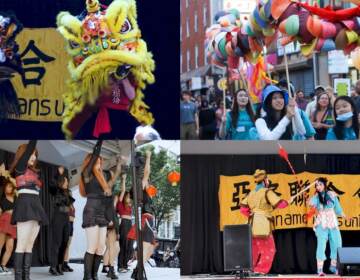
[181,154,360,275]
[0,0,180,139]
[0,148,62,267]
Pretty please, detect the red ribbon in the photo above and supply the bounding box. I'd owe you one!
[298,2,360,22]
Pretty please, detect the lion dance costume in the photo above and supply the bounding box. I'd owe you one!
[56,0,155,138]
[0,12,23,120]
[240,169,288,274]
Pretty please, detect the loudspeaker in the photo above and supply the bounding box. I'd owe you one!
[223,224,252,272]
[337,247,360,276]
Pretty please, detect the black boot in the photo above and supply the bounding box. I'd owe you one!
[13,253,24,280]
[57,264,64,275]
[106,266,118,279]
[49,266,59,276]
[92,254,102,280]
[130,267,137,279]
[101,265,109,273]
[23,253,32,280]
[83,252,94,280]
[63,262,74,272]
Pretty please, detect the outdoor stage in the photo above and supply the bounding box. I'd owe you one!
[181,275,360,280]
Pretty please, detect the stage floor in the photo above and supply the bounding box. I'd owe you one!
[181,275,360,280]
[0,263,180,280]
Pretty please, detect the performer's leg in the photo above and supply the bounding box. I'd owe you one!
[84,226,99,279]
[25,221,40,253]
[108,229,119,266]
[95,226,107,256]
[93,227,107,279]
[1,235,14,267]
[255,235,276,274]
[103,232,110,266]
[119,221,129,270]
[315,227,328,275]
[329,229,342,274]
[0,233,5,252]
[106,229,119,279]
[23,221,39,280]
[57,219,69,274]
[16,221,34,253]
[63,231,74,272]
[50,215,63,273]
[251,237,261,272]
[143,241,155,263]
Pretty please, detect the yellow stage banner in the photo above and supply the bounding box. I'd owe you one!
[219,172,360,231]
[11,28,69,122]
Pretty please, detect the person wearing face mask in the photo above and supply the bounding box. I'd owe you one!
[219,89,257,140]
[308,177,347,276]
[310,92,334,140]
[116,173,133,273]
[79,140,112,280]
[48,166,75,276]
[326,96,359,140]
[239,170,289,275]
[255,85,312,140]
[9,140,48,280]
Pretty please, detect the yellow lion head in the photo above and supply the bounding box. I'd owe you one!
[57,0,155,138]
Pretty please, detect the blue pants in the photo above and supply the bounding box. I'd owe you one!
[315,226,342,261]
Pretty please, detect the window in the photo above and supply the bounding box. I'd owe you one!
[194,13,198,32]
[195,45,199,69]
[180,54,182,73]
[203,5,207,26]
[187,19,189,37]
[187,50,190,71]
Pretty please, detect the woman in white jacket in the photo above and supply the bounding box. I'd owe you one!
[255,85,307,140]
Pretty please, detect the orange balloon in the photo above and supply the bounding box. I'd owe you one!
[351,47,360,70]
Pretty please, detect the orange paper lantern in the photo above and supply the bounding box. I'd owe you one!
[146,185,157,198]
[167,171,180,186]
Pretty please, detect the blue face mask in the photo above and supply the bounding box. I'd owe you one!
[336,112,353,122]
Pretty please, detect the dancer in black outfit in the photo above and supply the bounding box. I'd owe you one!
[10,140,48,280]
[49,166,75,276]
[80,140,113,280]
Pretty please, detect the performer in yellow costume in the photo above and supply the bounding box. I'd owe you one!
[240,169,288,274]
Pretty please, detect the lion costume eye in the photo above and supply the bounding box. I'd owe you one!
[69,40,80,49]
[120,19,132,34]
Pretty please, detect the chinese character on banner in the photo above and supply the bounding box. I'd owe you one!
[268,180,281,196]
[353,188,360,199]
[20,40,55,87]
[231,181,251,211]
[288,180,311,206]
[327,181,345,200]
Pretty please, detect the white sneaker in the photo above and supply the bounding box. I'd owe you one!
[1,266,11,275]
